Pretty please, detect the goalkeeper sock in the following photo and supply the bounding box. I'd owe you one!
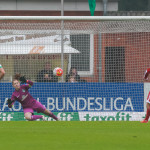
[31,115,43,120]
[49,112,58,121]
[145,108,150,121]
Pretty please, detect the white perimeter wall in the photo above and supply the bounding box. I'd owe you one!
[0,0,118,11]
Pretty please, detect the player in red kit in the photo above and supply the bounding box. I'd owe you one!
[141,68,150,123]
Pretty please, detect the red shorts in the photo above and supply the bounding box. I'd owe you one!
[23,101,46,114]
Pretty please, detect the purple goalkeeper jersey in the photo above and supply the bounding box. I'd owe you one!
[11,80,36,108]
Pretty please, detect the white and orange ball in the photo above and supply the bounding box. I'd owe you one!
[53,67,63,76]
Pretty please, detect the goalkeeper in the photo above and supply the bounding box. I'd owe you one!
[7,73,58,121]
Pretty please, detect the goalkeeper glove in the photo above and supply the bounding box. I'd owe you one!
[19,76,27,84]
[7,98,14,108]
[7,98,13,105]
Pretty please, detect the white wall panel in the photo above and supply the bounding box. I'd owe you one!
[0,0,118,11]
[0,0,16,10]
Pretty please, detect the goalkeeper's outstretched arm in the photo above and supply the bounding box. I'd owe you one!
[20,76,33,88]
[26,80,33,87]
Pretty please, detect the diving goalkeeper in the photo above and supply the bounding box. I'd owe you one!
[7,73,58,121]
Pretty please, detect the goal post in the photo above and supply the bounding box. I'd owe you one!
[0,16,149,121]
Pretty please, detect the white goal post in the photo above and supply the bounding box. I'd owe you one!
[0,16,150,20]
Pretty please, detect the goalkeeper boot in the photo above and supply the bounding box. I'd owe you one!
[140,119,148,123]
[41,115,46,121]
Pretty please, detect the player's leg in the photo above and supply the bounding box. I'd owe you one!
[24,108,42,121]
[33,101,58,121]
[141,91,150,123]
[141,103,150,123]
[42,109,58,121]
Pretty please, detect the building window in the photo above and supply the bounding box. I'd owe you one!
[70,34,94,76]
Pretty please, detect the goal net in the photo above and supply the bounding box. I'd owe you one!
[0,16,148,121]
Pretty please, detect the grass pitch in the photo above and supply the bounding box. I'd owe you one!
[0,121,149,150]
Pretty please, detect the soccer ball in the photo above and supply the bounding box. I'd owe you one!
[53,67,63,76]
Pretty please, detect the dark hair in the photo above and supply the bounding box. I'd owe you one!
[12,73,21,84]
[69,67,77,75]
